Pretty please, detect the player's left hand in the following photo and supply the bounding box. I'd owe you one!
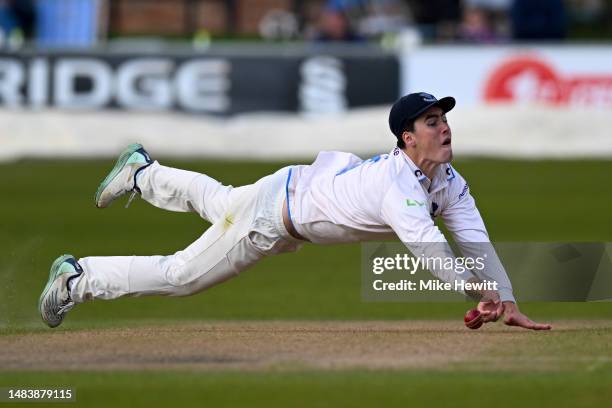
[502,301,552,330]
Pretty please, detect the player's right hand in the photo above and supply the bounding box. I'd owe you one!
[476,290,503,323]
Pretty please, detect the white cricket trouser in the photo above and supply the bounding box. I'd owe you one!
[70,163,303,302]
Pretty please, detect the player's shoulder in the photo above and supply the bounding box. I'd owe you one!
[313,150,363,167]
[443,163,471,201]
[386,147,412,177]
[362,150,402,195]
[387,156,426,198]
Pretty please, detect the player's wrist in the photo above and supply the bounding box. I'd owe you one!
[502,301,518,314]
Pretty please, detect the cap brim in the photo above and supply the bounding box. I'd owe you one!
[434,96,455,114]
[410,96,456,121]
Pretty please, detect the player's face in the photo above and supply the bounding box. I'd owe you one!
[411,106,453,163]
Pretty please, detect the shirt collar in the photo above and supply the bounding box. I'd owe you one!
[395,148,453,194]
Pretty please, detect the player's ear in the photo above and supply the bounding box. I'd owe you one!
[402,130,416,148]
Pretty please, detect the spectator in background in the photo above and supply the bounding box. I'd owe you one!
[0,1,16,41]
[313,5,365,42]
[409,0,462,41]
[357,0,413,38]
[462,0,511,40]
[458,6,498,43]
[511,0,567,41]
[567,0,604,23]
[565,0,611,39]
[10,0,35,38]
[0,0,35,47]
[307,0,412,42]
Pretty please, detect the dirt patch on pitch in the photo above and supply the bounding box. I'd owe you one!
[1,320,611,372]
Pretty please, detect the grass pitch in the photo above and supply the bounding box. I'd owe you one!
[1,157,611,407]
[1,321,611,408]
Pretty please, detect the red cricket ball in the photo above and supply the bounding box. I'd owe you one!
[464,308,483,330]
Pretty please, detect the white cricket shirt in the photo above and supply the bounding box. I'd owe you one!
[288,147,515,302]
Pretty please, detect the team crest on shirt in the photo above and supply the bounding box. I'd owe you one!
[445,166,456,180]
[413,169,427,181]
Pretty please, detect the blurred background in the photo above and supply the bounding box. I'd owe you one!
[2,0,612,47]
[0,0,611,160]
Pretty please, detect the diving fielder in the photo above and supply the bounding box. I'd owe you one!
[38,92,551,331]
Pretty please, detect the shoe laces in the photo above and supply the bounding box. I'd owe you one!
[125,162,150,209]
[58,300,75,315]
[125,191,138,208]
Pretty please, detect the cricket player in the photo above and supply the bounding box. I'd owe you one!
[39,92,551,331]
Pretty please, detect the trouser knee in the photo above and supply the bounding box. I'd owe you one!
[165,239,266,297]
[165,257,244,297]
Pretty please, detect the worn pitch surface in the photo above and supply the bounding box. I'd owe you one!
[2,320,611,372]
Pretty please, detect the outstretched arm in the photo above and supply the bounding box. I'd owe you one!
[441,178,551,330]
[380,181,482,298]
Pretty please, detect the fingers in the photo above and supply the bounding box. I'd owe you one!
[479,311,495,323]
[493,301,503,322]
[479,305,493,316]
[481,309,498,322]
[478,307,491,316]
[504,314,552,330]
[477,298,502,323]
[522,320,552,330]
[529,322,552,330]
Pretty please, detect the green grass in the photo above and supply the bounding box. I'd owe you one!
[1,158,611,407]
[1,158,611,328]
[1,369,611,408]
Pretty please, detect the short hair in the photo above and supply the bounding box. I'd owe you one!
[396,119,415,149]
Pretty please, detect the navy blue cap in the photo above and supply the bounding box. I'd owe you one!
[388,92,456,138]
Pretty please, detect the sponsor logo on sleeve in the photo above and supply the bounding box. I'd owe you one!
[406,199,425,207]
[458,183,469,199]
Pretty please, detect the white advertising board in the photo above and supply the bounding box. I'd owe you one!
[402,45,612,109]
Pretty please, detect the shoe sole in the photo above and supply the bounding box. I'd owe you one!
[38,254,73,319]
[94,143,143,208]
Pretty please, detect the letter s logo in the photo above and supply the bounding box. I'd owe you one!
[299,56,347,114]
